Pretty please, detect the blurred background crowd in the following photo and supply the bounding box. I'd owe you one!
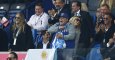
[0,0,115,60]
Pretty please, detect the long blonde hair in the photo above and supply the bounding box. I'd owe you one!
[69,16,81,27]
[12,13,26,32]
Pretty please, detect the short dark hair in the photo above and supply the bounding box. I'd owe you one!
[35,3,44,8]
[9,52,18,59]
[41,30,47,36]
[72,1,81,9]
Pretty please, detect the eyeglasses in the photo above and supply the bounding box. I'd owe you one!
[15,17,20,19]
[76,19,80,21]
[103,18,109,20]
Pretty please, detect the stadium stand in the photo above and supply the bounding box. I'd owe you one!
[0,4,9,17]
[8,3,25,17]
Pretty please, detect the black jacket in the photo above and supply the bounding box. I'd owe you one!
[11,24,34,51]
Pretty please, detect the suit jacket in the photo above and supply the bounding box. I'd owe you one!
[101,44,115,60]
[37,42,50,49]
[58,4,71,17]
[93,24,115,47]
[11,24,34,51]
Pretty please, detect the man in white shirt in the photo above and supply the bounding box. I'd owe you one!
[27,3,49,42]
[27,3,49,30]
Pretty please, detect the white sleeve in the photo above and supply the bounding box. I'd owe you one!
[27,15,34,27]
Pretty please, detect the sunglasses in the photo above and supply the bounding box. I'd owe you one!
[103,18,109,20]
[15,17,20,19]
[76,19,80,21]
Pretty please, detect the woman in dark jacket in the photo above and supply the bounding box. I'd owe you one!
[10,13,34,51]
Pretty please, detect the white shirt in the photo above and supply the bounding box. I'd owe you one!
[74,10,81,16]
[27,12,49,30]
[43,41,49,49]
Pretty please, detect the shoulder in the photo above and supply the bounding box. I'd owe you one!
[66,23,75,28]
[25,24,31,29]
[43,12,49,17]
[30,14,36,18]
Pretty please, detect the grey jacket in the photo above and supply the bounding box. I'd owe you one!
[48,22,76,40]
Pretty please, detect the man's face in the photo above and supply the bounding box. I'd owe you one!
[100,6,109,16]
[59,17,68,25]
[35,6,43,16]
[7,54,17,60]
[72,2,80,13]
[55,0,64,9]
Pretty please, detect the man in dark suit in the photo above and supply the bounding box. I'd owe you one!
[71,1,94,48]
[37,30,51,49]
[48,0,71,25]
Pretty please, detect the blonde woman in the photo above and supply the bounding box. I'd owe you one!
[11,13,34,51]
[69,16,81,50]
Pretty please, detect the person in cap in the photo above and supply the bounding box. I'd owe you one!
[48,13,76,48]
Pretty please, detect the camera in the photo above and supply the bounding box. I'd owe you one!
[97,16,104,25]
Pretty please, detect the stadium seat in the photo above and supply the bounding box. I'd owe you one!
[0,4,9,17]
[8,3,25,17]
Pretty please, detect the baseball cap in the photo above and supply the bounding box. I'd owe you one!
[60,13,69,19]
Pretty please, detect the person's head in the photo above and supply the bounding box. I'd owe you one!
[59,13,69,25]
[100,4,110,16]
[41,30,50,43]
[35,3,44,16]
[103,13,112,25]
[7,52,18,60]
[71,1,81,13]
[69,16,81,27]
[15,13,25,25]
[55,0,65,10]
[12,13,25,32]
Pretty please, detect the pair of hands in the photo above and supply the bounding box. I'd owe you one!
[56,33,63,39]
[56,26,64,39]
[95,24,105,33]
[48,9,56,17]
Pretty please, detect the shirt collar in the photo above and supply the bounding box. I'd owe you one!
[42,41,49,45]
[35,12,44,16]
[77,10,80,14]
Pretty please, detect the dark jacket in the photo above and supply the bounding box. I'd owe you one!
[37,41,50,49]
[72,11,94,48]
[0,28,8,51]
[48,4,71,25]
[11,24,34,51]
